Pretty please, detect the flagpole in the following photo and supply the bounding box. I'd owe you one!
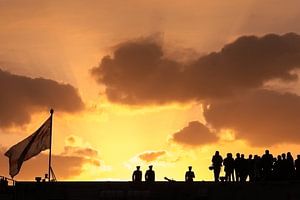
[48,109,54,182]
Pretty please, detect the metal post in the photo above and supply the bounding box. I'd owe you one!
[48,109,54,182]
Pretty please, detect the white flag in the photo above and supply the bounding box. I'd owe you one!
[5,116,52,178]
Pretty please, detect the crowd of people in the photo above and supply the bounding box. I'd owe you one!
[211,150,300,182]
[132,150,300,183]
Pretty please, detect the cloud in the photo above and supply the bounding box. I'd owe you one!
[138,150,166,162]
[0,148,91,180]
[91,33,300,147]
[91,38,184,104]
[126,150,180,169]
[171,121,218,146]
[62,146,99,158]
[0,69,84,128]
[0,135,101,180]
[63,135,99,158]
[61,135,101,166]
[204,89,300,146]
[92,33,300,105]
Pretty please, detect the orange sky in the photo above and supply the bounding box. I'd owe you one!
[1,0,300,181]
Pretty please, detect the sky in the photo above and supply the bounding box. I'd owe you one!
[1,0,300,181]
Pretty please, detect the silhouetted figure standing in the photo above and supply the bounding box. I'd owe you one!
[247,154,255,182]
[240,154,248,182]
[271,157,278,181]
[287,152,295,180]
[185,166,195,182]
[145,165,155,182]
[212,151,223,182]
[234,153,242,182]
[295,155,300,180]
[273,155,283,180]
[132,166,142,182]
[281,153,289,180]
[223,153,235,182]
[253,155,262,181]
[261,150,273,180]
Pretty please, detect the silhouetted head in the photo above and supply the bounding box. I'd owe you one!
[287,152,292,158]
[249,154,253,159]
[188,166,192,171]
[136,166,140,170]
[236,153,240,158]
[277,155,282,160]
[241,154,245,159]
[149,165,153,170]
[282,153,286,159]
[297,155,300,159]
[215,151,219,156]
[265,150,269,155]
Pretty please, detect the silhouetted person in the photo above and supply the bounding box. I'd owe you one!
[287,152,295,180]
[240,154,248,182]
[295,155,300,180]
[261,150,273,180]
[145,165,155,182]
[212,151,223,182]
[281,153,289,180]
[253,155,262,181]
[132,166,142,182]
[185,166,195,182]
[234,153,242,182]
[273,155,282,180]
[247,154,255,182]
[271,157,278,181]
[223,153,235,182]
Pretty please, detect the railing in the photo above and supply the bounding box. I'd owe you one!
[0,175,15,186]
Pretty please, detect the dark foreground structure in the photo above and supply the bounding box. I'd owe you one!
[1,181,300,200]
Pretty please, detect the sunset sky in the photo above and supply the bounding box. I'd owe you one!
[1,0,300,181]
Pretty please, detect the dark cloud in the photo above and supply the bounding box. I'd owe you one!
[0,141,101,180]
[91,39,184,104]
[138,150,166,162]
[91,33,300,146]
[172,121,218,146]
[0,69,84,128]
[0,149,92,180]
[92,33,300,105]
[204,89,300,146]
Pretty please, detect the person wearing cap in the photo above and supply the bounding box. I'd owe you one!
[145,165,155,182]
[185,166,195,182]
[132,166,142,182]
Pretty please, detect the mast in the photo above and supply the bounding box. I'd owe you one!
[48,108,54,182]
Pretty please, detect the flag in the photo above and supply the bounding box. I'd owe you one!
[5,116,52,178]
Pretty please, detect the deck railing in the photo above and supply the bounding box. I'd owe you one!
[0,175,15,186]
